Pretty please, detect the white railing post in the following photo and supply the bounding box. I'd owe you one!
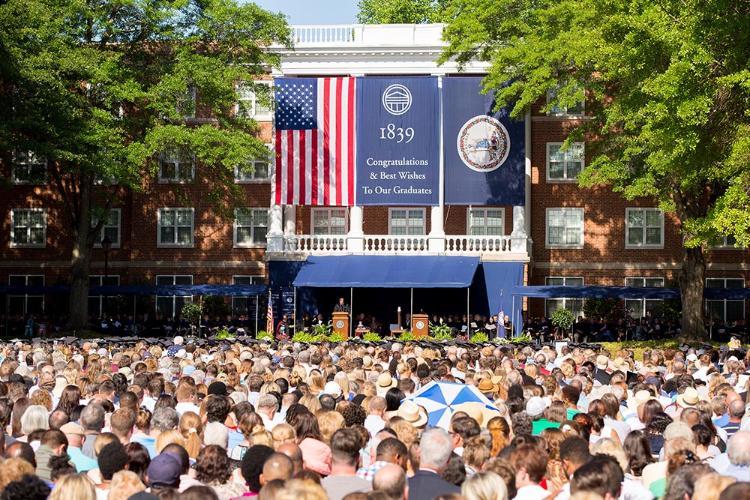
[347,206,364,252]
[267,205,284,252]
[510,206,527,253]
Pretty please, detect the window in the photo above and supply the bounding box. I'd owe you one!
[468,208,504,236]
[237,81,273,121]
[706,278,745,324]
[158,149,195,182]
[232,275,265,317]
[158,208,194,247]
[234,208,268,247]
[545,277,584,318]
[626,208,664,248]
[177,86,197,119]
[235,144,271,182]
[8,275,44,315]
[11,151,46,184]
[93,209,121,247]
[546,143,584,181]
[389,208,425,236]
[10,209,46,248]
[711,235,739,248]
[546,87,585,116]
[312,208,348,236]
[88,275,120,319]
[156,275,193,319]
[546,208,584,248]
[624,277,665,319]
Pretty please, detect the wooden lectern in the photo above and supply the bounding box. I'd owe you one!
[412,313,430,338]
[332,312,350,340]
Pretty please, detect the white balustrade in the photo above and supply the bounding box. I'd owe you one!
[290,24,446,48]
[284,234,347,253]
[279,233,527,259]
[445,235,513,254]
[364,235,429,254]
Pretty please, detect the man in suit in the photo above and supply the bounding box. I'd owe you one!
[334,297,350,313]
[407,428,459,500]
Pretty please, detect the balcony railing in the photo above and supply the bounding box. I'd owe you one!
[274,234,529,260]
[289,24,446,48]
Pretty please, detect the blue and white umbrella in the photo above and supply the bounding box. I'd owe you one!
[406,381,500,429]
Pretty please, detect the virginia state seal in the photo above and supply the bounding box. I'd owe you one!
[457,115,510,172]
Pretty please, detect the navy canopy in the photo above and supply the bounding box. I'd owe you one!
[90,284,267,296]
[510,286,681,300]
[293,255,480,288]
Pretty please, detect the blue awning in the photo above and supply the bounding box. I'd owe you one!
[89,284,267,296]
[510,286,681,299]
[293,255,480,288]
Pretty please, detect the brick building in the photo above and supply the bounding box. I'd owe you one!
[1,24,748,331]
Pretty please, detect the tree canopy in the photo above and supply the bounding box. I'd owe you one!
[441,0,750,337]
[357,0,446,24]
[0,0,290,327]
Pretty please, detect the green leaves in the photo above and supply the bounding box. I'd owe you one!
[357,0,444,24]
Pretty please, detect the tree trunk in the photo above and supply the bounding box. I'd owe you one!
[678,246,706,340]
[68,179,92,330]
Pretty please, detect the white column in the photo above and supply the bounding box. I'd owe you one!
[510,110,532,255]
[283,206,296,235]
[510,206,527,253]
[347,206,364,252]
[267,204,284,252]
[429,74,446,253]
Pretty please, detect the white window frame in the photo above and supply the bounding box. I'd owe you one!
[711,235,740,249]
[155,275,193,319]
[311,208,349,236]
[625,208,664,249]
[234,143,272,183]
[467,208,505,236]
[544,277,584,318]
[624,277,665,319]
[157,208,195,248]
[158,149,195,183]
[10,208,47,248]
[706,278,745,323]
[11,151,47,185]
[93,208,122,248]
[88,275,121,319]
[546,88,585,117]
[545,208,584,249]
[8,275,45,315]
[178,86,197,119]
[546,142,585,182]
[388,208,426,236]
[231,275,265,317]
[237,80,273,121]
[233,208,268,248]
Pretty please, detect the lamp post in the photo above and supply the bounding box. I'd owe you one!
[101,235,112,319]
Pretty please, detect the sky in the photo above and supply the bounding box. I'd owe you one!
[250,0,360,24]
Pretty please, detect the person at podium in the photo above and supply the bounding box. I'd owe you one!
[333,297,350,313]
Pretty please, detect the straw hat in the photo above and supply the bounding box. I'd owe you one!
[676,387,700,408]
[377,372,397,394]
[452,402,500,428]
[626,390,656,414]
[397,400,428,427]
[477,378,498,394]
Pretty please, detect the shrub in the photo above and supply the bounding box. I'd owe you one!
[430,323,453,341]
[328,332,346,343]
[181,303,202,325]
[470,332,489,343]
[399,330,415,342]
[551,308,575,331]
[215,328,234,340]
[363,332,380,342]
[256,330,273,341]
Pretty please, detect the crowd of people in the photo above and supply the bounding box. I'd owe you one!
[0,335,750,500]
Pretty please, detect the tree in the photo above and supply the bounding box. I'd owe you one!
[0,0,290,329]
[441,0,750,339]
[357,0,446,24]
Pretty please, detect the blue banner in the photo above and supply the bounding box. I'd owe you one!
[356,77,439,206]
[443,77,525,205]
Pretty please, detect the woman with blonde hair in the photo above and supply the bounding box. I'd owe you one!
[461,471,508,500]
[333,371,351,400]
[692,473,736,500]
[307,373,326,395]
[271,423,297,450]
[179,411,203,459]
[49,473,96,500]
[106,471,146,500]
[317,410,345,445]
[155,429,186,454]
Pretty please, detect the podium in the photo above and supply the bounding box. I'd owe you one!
[332,312,350,340]
[412,313,429,338]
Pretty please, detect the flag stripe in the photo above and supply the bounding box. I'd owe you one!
[274,77,356,206]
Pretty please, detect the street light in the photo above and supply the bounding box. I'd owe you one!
[101,235,112,319]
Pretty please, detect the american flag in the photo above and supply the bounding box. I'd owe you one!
[273,77,356,206]
[266,291,274,335]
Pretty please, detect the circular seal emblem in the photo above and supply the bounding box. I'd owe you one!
[382,84,412,116]
[335,320,345,329]
[415,320,425,330]
[457,115,510,172]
